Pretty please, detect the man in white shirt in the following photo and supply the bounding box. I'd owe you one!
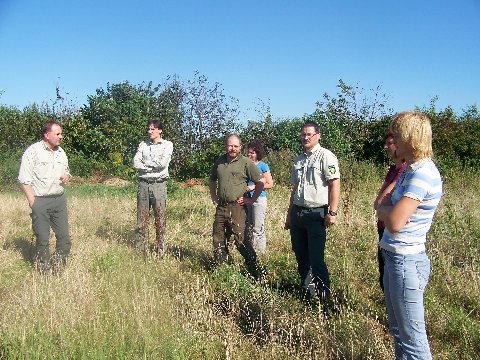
[133,119,173,257]
[285,121,340,304]
[18,121,72,273]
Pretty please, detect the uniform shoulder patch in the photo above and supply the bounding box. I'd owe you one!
[328,165,337,174]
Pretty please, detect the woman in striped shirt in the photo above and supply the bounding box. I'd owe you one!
[377,111,443,360]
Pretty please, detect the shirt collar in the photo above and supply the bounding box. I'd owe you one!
[147,138,164,145]
[304,143,321,155]
[41,140,60,152]
[409,158,430,170]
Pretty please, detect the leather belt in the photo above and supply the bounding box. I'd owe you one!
[139,178,167,184]
[218,200,240,206]
[294,204,328,212]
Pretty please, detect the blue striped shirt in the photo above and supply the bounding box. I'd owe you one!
[380,159,443,254]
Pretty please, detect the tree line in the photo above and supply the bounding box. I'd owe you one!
[1,73,479,185]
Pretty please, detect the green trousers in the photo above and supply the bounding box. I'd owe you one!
[212,202,260,277]
[31,194,71,270]
[136,180,167,253]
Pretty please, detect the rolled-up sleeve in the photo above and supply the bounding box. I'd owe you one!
[18,147,34,185]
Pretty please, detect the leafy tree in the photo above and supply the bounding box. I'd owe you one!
[241,110,275,152]
[170,71,241,178]
[81,81,160,162]
[315,79,392,159]
[420,100,480,170]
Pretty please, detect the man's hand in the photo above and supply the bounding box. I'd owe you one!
[245,185,255,192]
[284,214,291,230]
[60,174,70,185]
[325,214,337,226]
[240,196,254,206]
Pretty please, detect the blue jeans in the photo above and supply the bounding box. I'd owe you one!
[382,249,432,360]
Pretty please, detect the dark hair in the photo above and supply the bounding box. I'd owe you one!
[147,119,164,130]
[383,129,394,141]
[40,121,60,138]
[246,140,266,161]
[302,121,320,134]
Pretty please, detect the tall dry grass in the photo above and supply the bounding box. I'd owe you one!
[1,163,479,359]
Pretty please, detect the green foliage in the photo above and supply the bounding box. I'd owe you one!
[305,110,352,159]
[80,81,165,172]
[361,116,392,164]
[0,104,53,153]
[1,77,479,185]
[264,149,295,185]
[241,102,276,152]
[174,140,225,180]
[421,102,480,170]
[169,72,241,177]
[315,79,392,159]
[0,149,22,185]
[270,117,304,154]
[68,183,137,198]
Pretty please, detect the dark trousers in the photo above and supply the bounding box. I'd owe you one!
[136,181,167,253]
[31,194,71,269]
[377,228,385,292]
[212,203,259,277]
[290,205,330,300]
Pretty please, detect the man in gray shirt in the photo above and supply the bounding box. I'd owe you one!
[18,121,72,273]
[133,119,173,257]
[285,121,340,304]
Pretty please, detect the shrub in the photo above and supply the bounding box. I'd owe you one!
[0,149,22,186]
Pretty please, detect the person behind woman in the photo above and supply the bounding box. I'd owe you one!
[245,140,274,254]
[377,111,443,360]
[373,131,407,292]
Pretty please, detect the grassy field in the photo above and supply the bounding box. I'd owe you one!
[1,162,479,359]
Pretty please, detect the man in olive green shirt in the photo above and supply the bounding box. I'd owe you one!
[209,134,265,278]
[18,121,72,273]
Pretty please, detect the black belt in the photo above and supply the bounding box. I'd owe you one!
[218,200,240,206]
[139,178,167,184]
[294,204,328,212]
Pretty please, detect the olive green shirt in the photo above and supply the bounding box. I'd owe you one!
[291,144,340,208]
[210,154,262,202]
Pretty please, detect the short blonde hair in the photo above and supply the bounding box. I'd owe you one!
[389,111,433,161]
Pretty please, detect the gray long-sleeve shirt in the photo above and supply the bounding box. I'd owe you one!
[133,138,173,180]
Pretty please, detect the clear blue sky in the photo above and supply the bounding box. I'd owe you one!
[1,0,479,120]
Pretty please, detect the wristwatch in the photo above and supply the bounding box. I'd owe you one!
[328,209,338,216]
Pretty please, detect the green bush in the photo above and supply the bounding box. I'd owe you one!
[172,140,224,180]
[264,149,295,186]
[0,149,22,186]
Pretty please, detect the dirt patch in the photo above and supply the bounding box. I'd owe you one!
[180,178,207,191]
[69,176,131,186]
[102,177,131,186]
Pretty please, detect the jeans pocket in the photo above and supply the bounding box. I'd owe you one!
[416,259,430,291]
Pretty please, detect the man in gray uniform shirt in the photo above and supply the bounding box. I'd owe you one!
[285,121,340,304]
[18,121,72,273]
[133,119,173,256]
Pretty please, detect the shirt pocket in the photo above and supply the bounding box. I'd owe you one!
[293,163,305,182]
[307,163,321,185]
[33,161,51,180]
[54,158,68,176]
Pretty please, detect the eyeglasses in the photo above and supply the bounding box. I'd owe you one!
[300,133,318,139]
